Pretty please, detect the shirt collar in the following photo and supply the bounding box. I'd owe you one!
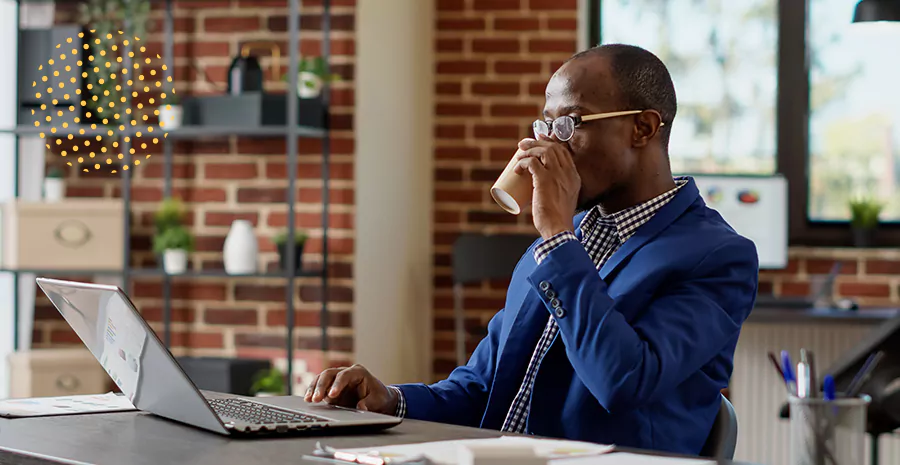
[579,176,689,243]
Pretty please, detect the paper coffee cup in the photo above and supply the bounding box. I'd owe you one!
[490,150,533,215]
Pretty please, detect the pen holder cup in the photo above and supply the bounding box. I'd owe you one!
[789,395,870,465]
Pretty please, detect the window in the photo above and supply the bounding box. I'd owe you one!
[590,0,900,244]
[598,0,778,175]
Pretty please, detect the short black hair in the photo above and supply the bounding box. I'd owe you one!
[569,44,677,147]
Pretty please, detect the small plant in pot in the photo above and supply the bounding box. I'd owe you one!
[249,367,285,397]
[153,225,194,275]
[273,229,308,272]
[285,56,341,99]
[157,91,182,129]
[849,196,883,248]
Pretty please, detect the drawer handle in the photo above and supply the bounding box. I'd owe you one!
[53,220,93,249]
[56,374,81,391]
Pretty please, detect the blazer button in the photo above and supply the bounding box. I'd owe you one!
[539,281,551,291]
[550,298,561,308]
[555,308,566,318]
[545,289,557,299]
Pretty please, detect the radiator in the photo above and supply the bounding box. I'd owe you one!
[731,322,900,464]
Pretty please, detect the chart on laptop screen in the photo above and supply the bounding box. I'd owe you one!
[690,174,788,270]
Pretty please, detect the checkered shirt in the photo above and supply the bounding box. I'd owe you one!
[499,177,688,434]
[389,178,688,424]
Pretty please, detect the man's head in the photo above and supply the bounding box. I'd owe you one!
[541,43,677,212]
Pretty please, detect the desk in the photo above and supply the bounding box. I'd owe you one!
[0,396,759,465]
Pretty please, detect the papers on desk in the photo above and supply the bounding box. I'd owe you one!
[555,452,716,465]
[0,392,137,418]
[334,436,614,464]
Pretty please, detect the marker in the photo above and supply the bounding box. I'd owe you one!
[782,350,797,396]
[823,374,836,402]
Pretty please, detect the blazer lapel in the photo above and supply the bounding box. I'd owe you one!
[599,178,702,281]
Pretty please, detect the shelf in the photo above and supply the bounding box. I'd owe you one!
[0,268,124,275]
[128,268,324,278]
[1,125,327,138]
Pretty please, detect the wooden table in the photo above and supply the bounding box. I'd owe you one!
[0,396,761,464]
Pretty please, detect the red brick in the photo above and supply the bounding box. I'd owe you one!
[303,0,356,7]
[268,212,353,229]
[127,186,164,202]
[780,281,810,297]
[472,38,520,54]
[298,187,354,205]
[205,212,259,227]
[237,0,285,6]
[174,41,231,58]
[205,162,258,180]
[66,186,105,198]
[140,306,195,323]
[437,0,465,10]
[435,146,482,161]
[174,140,231,155]
[300,162,353,180]
[265,310,352,328]
[299,285,353,303]
[304,237,354,255]
[489,147,519,162]
[204,16,260,32]
[436,124,466,138]
[436,82,463,96]
[529,39,576,54]
[435,168,464,181]
[437,39,464,53]
[437,60,488,75]
[758,281,774,295]
[436,210,462,224]
[472,82,520,96]
[237,188,286,203]
[235,285,288,303]
[471,167,503,182]
[149,17,195,33]
[468,211,517,225]
[133,281,227,301]
[437,18,487,31]
[866,260,900,275]
[434,232,458,246]
[205,308,258,326]
[806,259,857,275]
[173,0,229,8]
[473,0,521,10]
[495,60,542,74]
[529,0,577,9]
[141,162,196,179]
[171,187,227,203]
[34,303,63,321]
[436,188,483,203]
[234,333,284,349]
[529,81,547,96]
[139,211,196,228]
[760,258,801,276]
[330,88,355,107]
[474,124,522,139]
[436,103,482,117]
[493,18,539,31]
[170,331,224,349]
[49,330,81,344]
[202,65,228,85]
[490,103,541,117]
[838,282,891,298]
[268,14,356,32]
[547,18,578,30]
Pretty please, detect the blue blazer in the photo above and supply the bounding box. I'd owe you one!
[397,177,759,455]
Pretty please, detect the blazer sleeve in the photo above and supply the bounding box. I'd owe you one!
[527,236,758,412]
[393,307,506,427]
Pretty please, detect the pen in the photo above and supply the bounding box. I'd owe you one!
[823,374,835,401]
[847,350,885,397]
[797,349,811,398]
[782,350,797,396]
[767,352,790,395]
[805,349,818,398]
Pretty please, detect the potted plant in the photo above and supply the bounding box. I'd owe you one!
[849,196,883,248]
[273,229,308,272]
[43,167,65,202]
[158,91,182,129]
[152,225,193,274]
[249,367,285,397]
[286,56,341,99]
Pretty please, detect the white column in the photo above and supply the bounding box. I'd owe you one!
[0,0,19,399]
[354,0,435,384]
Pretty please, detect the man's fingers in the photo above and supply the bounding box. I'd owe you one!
[514,156,545,177]
[312,368,341,402]
[329,366,365,399]
[304,374,320,401]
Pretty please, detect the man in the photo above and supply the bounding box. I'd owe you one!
[305,44,759,455]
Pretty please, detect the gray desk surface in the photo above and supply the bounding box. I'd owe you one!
[747,306,900,324]
[0,395,761,465]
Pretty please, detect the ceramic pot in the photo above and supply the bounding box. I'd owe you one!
[43,178,65,202]
[158,104,183,129]
[277,241,305,272]
[163,249,187,274]
[224,220,258,274]
[297,72,323,98]
[852,227,875,248]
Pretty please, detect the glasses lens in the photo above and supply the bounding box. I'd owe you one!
[533,120,550,139]
[554,116,575,141]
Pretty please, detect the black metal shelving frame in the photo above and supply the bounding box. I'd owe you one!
[5,0,332,396]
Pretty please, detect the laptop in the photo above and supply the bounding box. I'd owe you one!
[35,277,402,436]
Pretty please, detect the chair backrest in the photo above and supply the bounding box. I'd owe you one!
[451,233,539,284]
[700,393,738,460]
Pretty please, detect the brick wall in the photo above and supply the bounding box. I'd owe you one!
[429,0,900,381]
[33,0,357,375]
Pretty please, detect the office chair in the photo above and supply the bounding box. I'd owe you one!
[451,233,538,366]
[700,393,738,460]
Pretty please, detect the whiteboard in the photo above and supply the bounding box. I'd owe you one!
[689,174,788,269]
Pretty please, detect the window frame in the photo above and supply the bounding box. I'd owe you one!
[589,0,900,247]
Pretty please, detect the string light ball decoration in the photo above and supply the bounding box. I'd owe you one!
[31,29,177,174]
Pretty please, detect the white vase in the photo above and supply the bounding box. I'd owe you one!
[158,104,183,129]
[43,178,65,202]
[163,249,187,274]
[297,72,323,98]
[223,220,258,275]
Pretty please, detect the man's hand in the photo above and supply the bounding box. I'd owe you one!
[515,136,580,239]
[303,364,399,414]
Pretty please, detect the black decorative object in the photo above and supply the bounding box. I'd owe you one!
[854,0,900,22]
[227,54,263,95]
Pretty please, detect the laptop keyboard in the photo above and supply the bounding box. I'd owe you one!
[207,397,329,425]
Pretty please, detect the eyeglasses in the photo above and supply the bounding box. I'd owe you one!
[533,110,665,142]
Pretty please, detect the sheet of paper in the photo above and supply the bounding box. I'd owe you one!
[336,436,614,465]
[554,452,716,465]
[0,393,136,418]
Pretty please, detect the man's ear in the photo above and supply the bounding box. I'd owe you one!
[632,110,663,148]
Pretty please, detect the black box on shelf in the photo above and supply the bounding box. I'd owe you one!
[18,25,84,109]
[182,93,326,128]
[176,357,271,396]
